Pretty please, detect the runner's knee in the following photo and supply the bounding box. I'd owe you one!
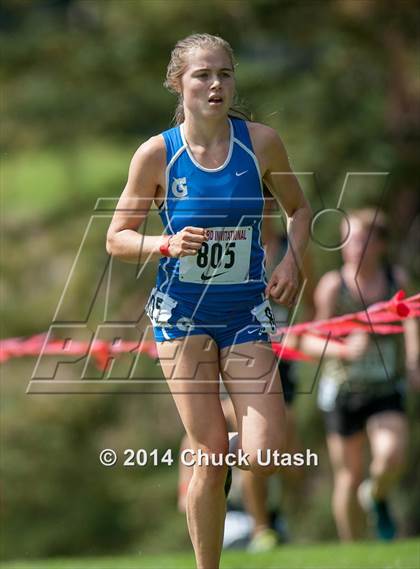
[246,451,281,477]
[186,438,229,483]
[335,467,363,491]
[249,461,279,477]
[192,462,228,489]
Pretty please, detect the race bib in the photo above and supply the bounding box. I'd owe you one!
[179,226,253,285]
[251,299,277,335]
[145,287,177,326]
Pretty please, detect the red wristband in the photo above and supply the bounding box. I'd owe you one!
[159,236,172,257]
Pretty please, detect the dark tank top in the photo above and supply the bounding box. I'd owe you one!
[321,265,405,387]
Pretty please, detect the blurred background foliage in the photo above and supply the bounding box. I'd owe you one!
[1,0,419,562]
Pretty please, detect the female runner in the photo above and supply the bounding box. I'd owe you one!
[303,209,419,541]
[107,33,311,569]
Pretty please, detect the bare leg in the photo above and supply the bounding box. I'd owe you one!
[327,431,366,541]
[178,396,237,513]
[219,340,286,551]
[241,469,270,535]
[157,335,227,569]
[178,432,192,513]
[366,411,408,499]
[220,341,286,475]
[241,403,303,539]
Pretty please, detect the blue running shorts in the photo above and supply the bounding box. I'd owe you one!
[145,288,277,349]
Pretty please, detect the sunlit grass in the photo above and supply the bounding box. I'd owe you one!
[2,539,419,569]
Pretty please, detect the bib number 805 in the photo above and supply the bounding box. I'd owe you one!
[196,242,236,269]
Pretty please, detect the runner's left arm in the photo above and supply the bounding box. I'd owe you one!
[252,124,312,307]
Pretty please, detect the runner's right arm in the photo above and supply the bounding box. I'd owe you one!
[106,136,206,263]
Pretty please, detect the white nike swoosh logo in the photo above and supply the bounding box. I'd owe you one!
[247,328,261,334]
[235,170,248,177]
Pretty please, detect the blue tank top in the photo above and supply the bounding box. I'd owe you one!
[156,117,266,307]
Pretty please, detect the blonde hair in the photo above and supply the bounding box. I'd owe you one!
[164,33,248,124]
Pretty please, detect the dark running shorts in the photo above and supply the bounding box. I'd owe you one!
[324,386,406,437]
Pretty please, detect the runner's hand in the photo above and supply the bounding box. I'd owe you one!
[168,227,207,258]
[265,255,300,308]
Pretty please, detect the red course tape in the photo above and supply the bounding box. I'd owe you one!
[1,291,418,368]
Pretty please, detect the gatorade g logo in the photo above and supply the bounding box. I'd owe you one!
[171,177,188,198]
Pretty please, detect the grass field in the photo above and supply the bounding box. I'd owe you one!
[2,539,419,569]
